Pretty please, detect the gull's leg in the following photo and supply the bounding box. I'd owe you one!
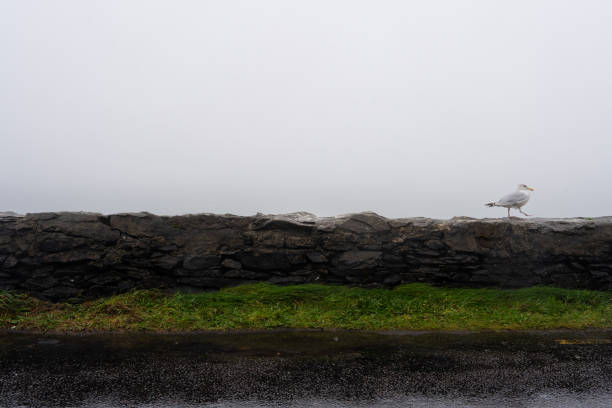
[519,207,531,216]
[508,208,521,219]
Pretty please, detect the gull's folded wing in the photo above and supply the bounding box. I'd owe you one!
[497,191,528,206]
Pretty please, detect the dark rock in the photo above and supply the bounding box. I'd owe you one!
[382,254,404,265]
[23,276,58,290]
[156,244,179,252]
[221,259,242,269]
[53,266,86,277]
[42,286,82,301]
[289,268,314,276]
[116,280,136,292]
[288,254,308,265]
[336,251,382,269]
[224,269,269,279]
[174,268,222,278]
[248,231,285,248]
[88,285,120,298]
[321,235,354,251]
[0,282,18,290]
[151,255,181,270]
[383,274,401,285]
[590,269,611,278]
[306,252,328,263]
[183,255,219,270]
[450,272,471,282]
[177,277,238,288]
[268,276,307,284]
[42,249,103,263]
[38,236,78,252]
[285,235,314,248]
[2,255,18,268]
[31,267,53,278]
[35,212,119,242]
[139,276,175,289]
[345,272,373,283]
[240,252,291,271]
[88,274,121,286]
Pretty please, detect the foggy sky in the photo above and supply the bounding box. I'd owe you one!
[1,1,611,219]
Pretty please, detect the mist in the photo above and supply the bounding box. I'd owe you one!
[1,0,611,218]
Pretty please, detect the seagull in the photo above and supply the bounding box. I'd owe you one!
[485,184,535,218]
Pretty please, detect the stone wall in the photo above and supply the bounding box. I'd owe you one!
[1,211,611,301]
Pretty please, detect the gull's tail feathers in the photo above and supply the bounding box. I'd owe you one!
[485,202,497,207]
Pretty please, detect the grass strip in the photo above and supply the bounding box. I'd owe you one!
[1,283,611,332]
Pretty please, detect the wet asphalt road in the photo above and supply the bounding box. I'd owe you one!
[0,330,610,407]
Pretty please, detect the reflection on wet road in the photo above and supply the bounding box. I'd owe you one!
[1,330,610,407]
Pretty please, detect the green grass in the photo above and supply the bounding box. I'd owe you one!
[1,283,611,332]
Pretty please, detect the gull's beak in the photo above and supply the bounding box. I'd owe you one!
[528,187,535,191]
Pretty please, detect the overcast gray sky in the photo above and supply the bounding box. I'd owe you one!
[1,1,611,219]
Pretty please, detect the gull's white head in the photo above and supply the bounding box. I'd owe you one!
[517,184,535,191]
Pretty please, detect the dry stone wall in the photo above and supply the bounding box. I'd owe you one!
[1,211,611,301]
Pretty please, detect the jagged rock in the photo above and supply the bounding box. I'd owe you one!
[336,251,382,269]
[240,252,292,271]
[384,274,401,285]
[41,286,82,301]
[221,258,242,269]
[336,212,391,233]
[224,269,269,279]
[0,211,23,218]
[268,276,308,285]
[151,255,181,270]
[24,276,58,290]
[306,252,328,263]
[0,212,610,301]
[177,277,240,288]
[2,255,18,268]
[183,255,219,270]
